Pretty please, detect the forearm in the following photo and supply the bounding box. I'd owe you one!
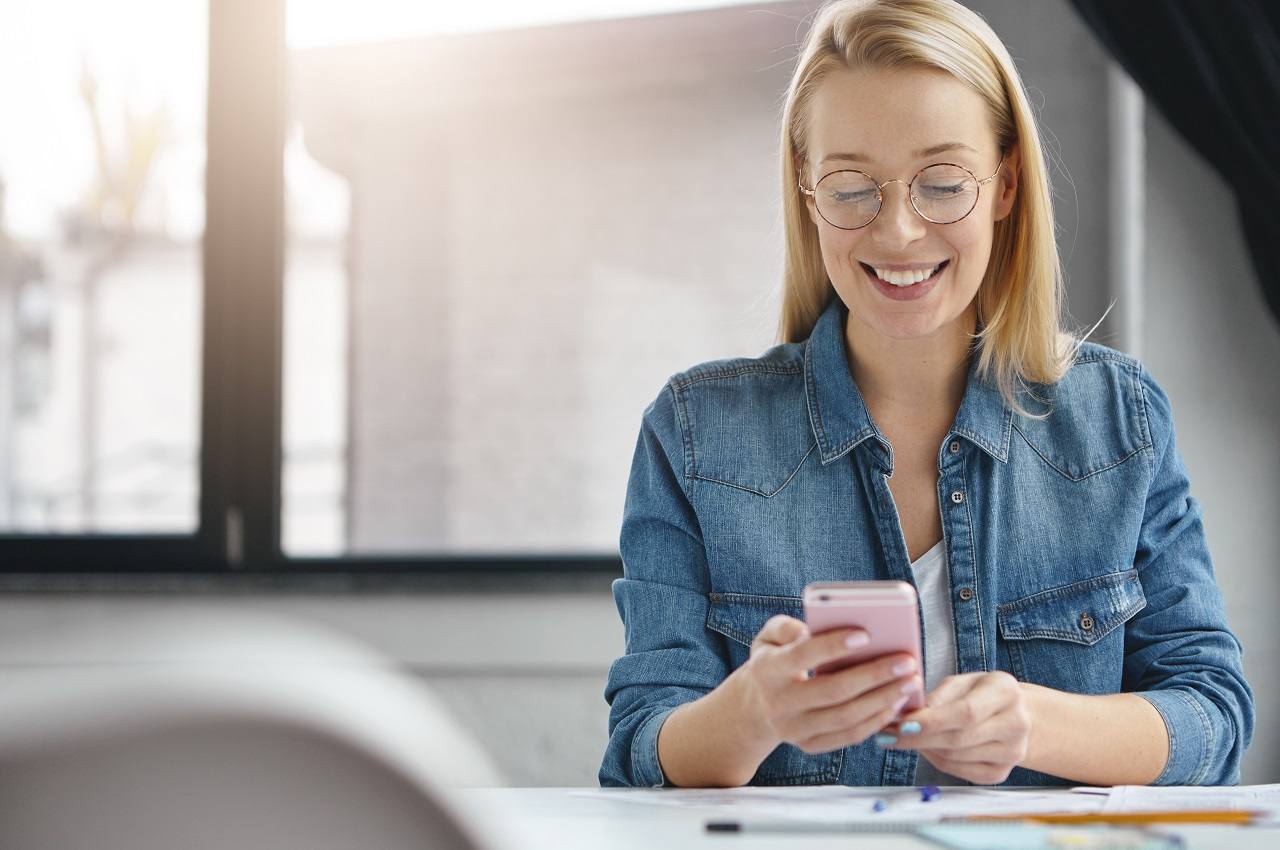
[1020,683,1168,785]
[656,671,778,787]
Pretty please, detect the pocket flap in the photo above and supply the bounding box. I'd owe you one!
[998,570,1145,646]
[706,593,804,646]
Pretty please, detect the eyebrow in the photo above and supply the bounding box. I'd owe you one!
[820,142,979,164]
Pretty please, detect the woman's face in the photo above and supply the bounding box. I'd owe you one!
[802,66,1019,343]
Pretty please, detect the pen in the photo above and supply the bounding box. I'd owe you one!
[705,820,923,834]
[706,786,944,834]
[873,784,942,812]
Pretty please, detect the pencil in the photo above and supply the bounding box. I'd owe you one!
[963,809,1259,825]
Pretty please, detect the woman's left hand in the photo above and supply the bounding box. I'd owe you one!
[878,671,1032,785]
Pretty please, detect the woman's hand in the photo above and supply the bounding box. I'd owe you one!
[730,614,923,755]
[879,671,1032,784]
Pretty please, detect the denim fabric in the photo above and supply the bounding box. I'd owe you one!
[600,297,1254,788]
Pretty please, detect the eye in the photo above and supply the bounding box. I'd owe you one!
[918,182,968,199]
[830,189,876,203]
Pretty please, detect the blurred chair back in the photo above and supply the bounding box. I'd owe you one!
[0,608,505,850]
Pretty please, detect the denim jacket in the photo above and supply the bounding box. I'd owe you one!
[600,297,1254,788]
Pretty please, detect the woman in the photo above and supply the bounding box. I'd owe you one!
[600,0,1253,788]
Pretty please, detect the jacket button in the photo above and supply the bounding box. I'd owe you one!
[949,441,961,454]
[1079,613,1094,631]
[958,587,974,602]
[950,490,965,504]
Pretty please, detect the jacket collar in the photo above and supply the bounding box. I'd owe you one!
[803,299,882,466]
[803,297,1012,471]
[950,345,1014,465]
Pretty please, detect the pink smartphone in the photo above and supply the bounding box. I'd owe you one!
[802,580,925,711]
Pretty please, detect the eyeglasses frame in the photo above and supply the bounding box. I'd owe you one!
[798,156,1006,230]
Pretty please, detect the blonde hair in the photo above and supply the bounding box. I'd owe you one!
[779,0,1076,415]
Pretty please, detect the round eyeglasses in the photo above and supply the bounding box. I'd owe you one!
[799,157,1005,230]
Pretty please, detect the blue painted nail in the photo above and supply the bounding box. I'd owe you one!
[874,733,897,747]
[899,721,922,735]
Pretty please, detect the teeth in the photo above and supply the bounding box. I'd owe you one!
[872,262,943,286]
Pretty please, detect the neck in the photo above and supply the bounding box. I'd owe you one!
[844,307,976,424]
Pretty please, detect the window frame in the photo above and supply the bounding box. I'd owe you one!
[0,0,622,587]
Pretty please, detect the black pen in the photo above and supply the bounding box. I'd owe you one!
[705,820,923,834]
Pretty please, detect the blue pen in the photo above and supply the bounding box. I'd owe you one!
[871,785,943,813]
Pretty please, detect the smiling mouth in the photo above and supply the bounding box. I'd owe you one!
[860,260,950,287]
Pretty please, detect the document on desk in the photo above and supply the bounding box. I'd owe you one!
[1101,784,1280,821]
[578,785,1280,825]
[576,786,1106,823]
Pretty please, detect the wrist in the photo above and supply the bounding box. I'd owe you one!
[1019,682,1081,775]
[720,664,783,758]
[1018,682,1048,768]
[659,668,779,788]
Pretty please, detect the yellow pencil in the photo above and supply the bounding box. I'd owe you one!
[964,810,1259,825]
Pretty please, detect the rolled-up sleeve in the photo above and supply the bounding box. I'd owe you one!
[1123,367,1254,785]
[599,381,730,787]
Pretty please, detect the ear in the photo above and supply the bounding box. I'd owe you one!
[992,142,1020,222]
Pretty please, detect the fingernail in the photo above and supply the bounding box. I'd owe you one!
[892,658,916,676]
[874,733,897,747]
[899,721,922,735]
[901,677,921,694]
[891,695,909,713]
[845,632,869,649]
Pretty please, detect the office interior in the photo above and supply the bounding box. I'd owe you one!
[0,0,1276,844]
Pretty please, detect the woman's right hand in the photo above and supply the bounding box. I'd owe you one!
[731,614,923,755]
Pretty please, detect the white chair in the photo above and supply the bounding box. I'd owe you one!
[0,607,507,850]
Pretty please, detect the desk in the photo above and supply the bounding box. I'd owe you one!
[457,788,1280,850]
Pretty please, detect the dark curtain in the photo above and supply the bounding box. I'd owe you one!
[1067,0,1280,328]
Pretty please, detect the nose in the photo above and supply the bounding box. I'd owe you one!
[871,179,927,249]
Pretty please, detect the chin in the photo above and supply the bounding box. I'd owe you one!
[861,311,949,341]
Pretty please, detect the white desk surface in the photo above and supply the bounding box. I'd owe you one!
[457,788,1280,850]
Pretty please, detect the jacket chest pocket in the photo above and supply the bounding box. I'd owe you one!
[706,593,845,786]
[997,570,1146,694]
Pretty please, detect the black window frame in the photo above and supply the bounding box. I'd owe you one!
[0,0,620,590]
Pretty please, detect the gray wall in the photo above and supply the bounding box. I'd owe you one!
[1142,105,1280,784]
[968,0,1116,342]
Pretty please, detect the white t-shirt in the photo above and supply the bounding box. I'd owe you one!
[907,539,967,786]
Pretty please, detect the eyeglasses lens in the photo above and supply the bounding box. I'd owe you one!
[816,172,880,230]
[815,164,979,229]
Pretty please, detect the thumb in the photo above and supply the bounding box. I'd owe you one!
[754,614,809,649]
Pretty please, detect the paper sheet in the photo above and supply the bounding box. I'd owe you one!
[575,786,1106,823]
[577,784,1280,824]
[1102,784,1280,822]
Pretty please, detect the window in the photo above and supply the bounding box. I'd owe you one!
[2,0,794,576]
[281,2,791,561]
[0,0,205,534]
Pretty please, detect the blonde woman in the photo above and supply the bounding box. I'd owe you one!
[600,0,1253,788]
